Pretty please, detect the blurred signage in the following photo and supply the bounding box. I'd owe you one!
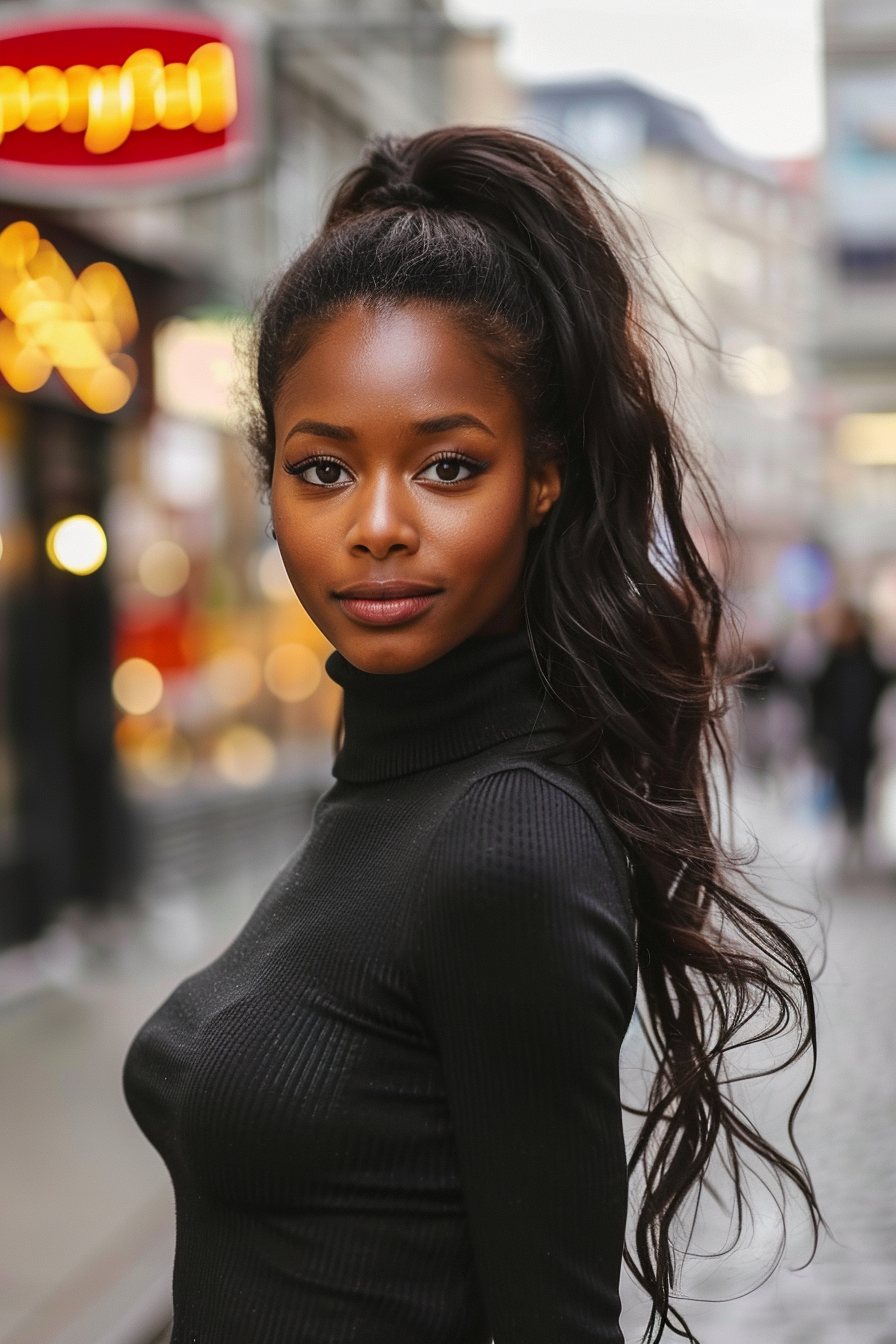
[837,413,896,466]
[154,316,239,428]
[828,68,896,258]
[0,219,138,413]
[0,13,259,204]
[146,414,221,508]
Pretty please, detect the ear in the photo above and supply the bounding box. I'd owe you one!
[526,460,562,529]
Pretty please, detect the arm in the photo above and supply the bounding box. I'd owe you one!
[415,768,636,1343]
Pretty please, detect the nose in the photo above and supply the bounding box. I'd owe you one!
[346,470,419,560]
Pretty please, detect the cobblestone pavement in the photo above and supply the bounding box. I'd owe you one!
[622,772,896,1344]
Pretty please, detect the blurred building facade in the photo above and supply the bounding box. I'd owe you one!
[525,79,822,637]
[76,0,451,297]
[820,0,896,646]
[0,0,505,945]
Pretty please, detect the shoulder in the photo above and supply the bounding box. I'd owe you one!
[420,765,635,969]
[415,764,637,1038]
[430,763,627,891]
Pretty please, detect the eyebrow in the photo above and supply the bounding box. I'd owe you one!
[285,413,495,445]
[415,414,495,438]
[285,419,355,444]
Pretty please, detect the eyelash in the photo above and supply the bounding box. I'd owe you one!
[284,454,351,487]
[284,451,489,488]
[417,451,488,484]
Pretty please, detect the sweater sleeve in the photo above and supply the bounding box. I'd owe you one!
[414,767,636,1344]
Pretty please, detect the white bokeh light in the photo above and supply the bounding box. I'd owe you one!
[46,514,108,575]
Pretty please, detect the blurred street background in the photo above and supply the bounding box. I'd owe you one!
[0,1,894,1341]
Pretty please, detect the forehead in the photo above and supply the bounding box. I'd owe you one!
[274,301,511,420]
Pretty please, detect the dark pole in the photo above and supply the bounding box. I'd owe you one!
[3,404,132,944]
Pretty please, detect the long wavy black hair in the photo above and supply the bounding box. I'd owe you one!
[248,126,819,1340]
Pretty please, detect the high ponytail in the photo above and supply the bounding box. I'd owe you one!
[249,127,819,1341]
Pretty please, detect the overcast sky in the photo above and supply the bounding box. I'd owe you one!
[445,0,824,161]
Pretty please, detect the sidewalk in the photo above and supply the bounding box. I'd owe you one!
[0,766,326,1344]
[0,874,272,1344]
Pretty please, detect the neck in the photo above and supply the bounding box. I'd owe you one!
[326,630,564,784]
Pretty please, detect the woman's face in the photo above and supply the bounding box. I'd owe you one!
[271,301,561,674]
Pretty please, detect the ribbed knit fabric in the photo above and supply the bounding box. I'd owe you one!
[124,632,637,1344]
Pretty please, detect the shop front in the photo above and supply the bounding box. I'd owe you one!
[0,207,186,943]
[0,12,339,945]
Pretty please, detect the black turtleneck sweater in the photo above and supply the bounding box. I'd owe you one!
[124,633,636,1344]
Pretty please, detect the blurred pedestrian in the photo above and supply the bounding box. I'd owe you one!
[812,604,888,852]
[738,642,776,772]
[739,626,823,780]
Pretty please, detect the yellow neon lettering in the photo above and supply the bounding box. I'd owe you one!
[123,49,165,130]
[189,44,237,133]
[159,62,200,130]
[85,65,135,154]
[0,45,236,152]
[61,65,95,133]
[24,65,68,132]
[0,67,29,141]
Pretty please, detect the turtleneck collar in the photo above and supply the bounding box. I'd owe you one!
[326,631,565,784]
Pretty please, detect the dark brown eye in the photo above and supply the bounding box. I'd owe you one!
[419,456,478,483]
[315,462,342,484]
[293,459,350,486]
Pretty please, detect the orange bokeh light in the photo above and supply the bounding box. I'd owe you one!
[0,220,138,414]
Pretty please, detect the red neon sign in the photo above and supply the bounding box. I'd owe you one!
[0,13,258,202]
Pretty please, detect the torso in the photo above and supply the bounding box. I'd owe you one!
[124,636,636,1344]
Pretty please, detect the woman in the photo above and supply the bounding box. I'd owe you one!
[124,128,818,1343]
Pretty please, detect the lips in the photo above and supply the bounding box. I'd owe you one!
[334,581,443,628]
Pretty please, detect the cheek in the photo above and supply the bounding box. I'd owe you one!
[424,477,529,581]
[270,488,331,593]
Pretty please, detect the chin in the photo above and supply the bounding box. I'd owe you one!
[338,630,456,676]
